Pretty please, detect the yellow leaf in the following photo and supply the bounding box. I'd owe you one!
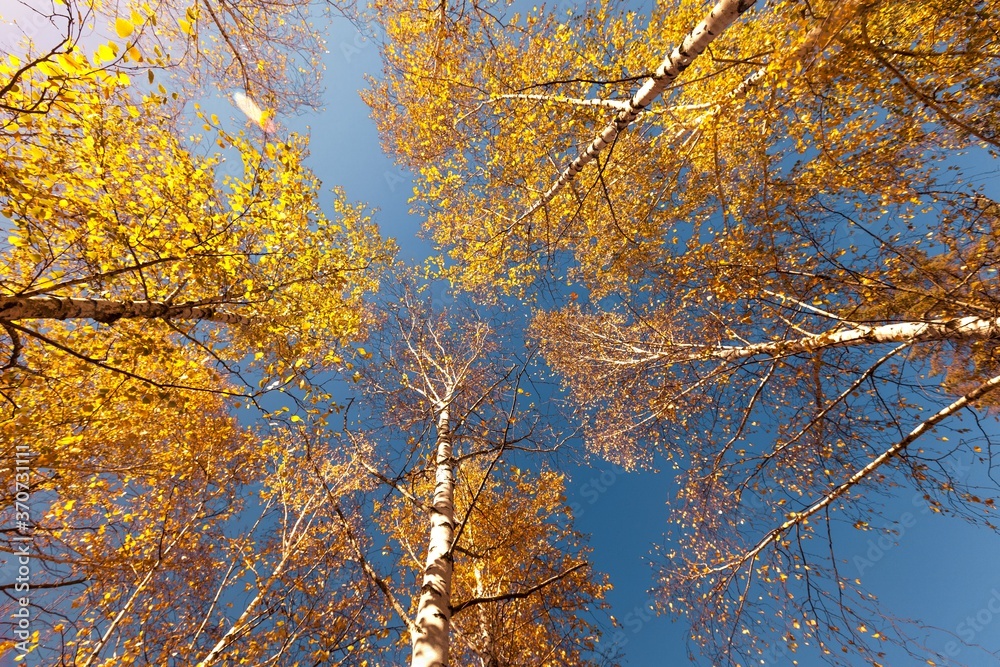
[97,43,115,64]
[115,17,135,38]
[178,18,192,35]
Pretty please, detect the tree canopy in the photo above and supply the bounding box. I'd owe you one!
[2,0,1000,665]
[368,0,1000,663]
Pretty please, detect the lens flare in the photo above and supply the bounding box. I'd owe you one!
[231,91,276,133]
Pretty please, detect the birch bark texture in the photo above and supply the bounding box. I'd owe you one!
[411,405,456,667]
[0,296,251,325]
[519,0,757,221]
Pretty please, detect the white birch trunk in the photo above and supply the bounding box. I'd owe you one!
[0,295,251,325]
[569,316,1000,368]
[411,405,456,667]
[705,316,1000,362]
[519,0,756,221]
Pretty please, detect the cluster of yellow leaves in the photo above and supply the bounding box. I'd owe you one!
[0,326,252,661]
[0,308,382,664]
[2,74,393,393]
[370,0,999,296]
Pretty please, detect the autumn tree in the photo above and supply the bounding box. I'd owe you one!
[0,92,389,667]
[380,459,615,667]
[366,0,765,293]
[347,286,613,666]
[368,0,1000,663]
[1,68,391,395]
[368,0,997,293]
[533,255,1000,664]
[1,10,392,662]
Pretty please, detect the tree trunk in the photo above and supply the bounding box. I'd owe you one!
[0,295,251,325]
[411,405,456,667]
[519,0,756,220]
[703,315,1000,362]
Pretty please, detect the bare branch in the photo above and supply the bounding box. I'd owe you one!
[450,562,588,616]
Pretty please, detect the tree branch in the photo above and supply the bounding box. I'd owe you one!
[644,315,1000,364]
[0,577,86,591]
[333,505,419,637]
[0,295,252,325]
[715,371,1000,576]
[450,562,588,616]
[515,0,756,224]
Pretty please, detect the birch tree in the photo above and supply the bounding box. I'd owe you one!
[368,0,998,293]
[1,72,391,402]
[350,287,613,665]
[364,0,778,292]
[0,19,391,662]
[0,101,388,600]
[379,459,615,667]
[532,191,1000,664]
